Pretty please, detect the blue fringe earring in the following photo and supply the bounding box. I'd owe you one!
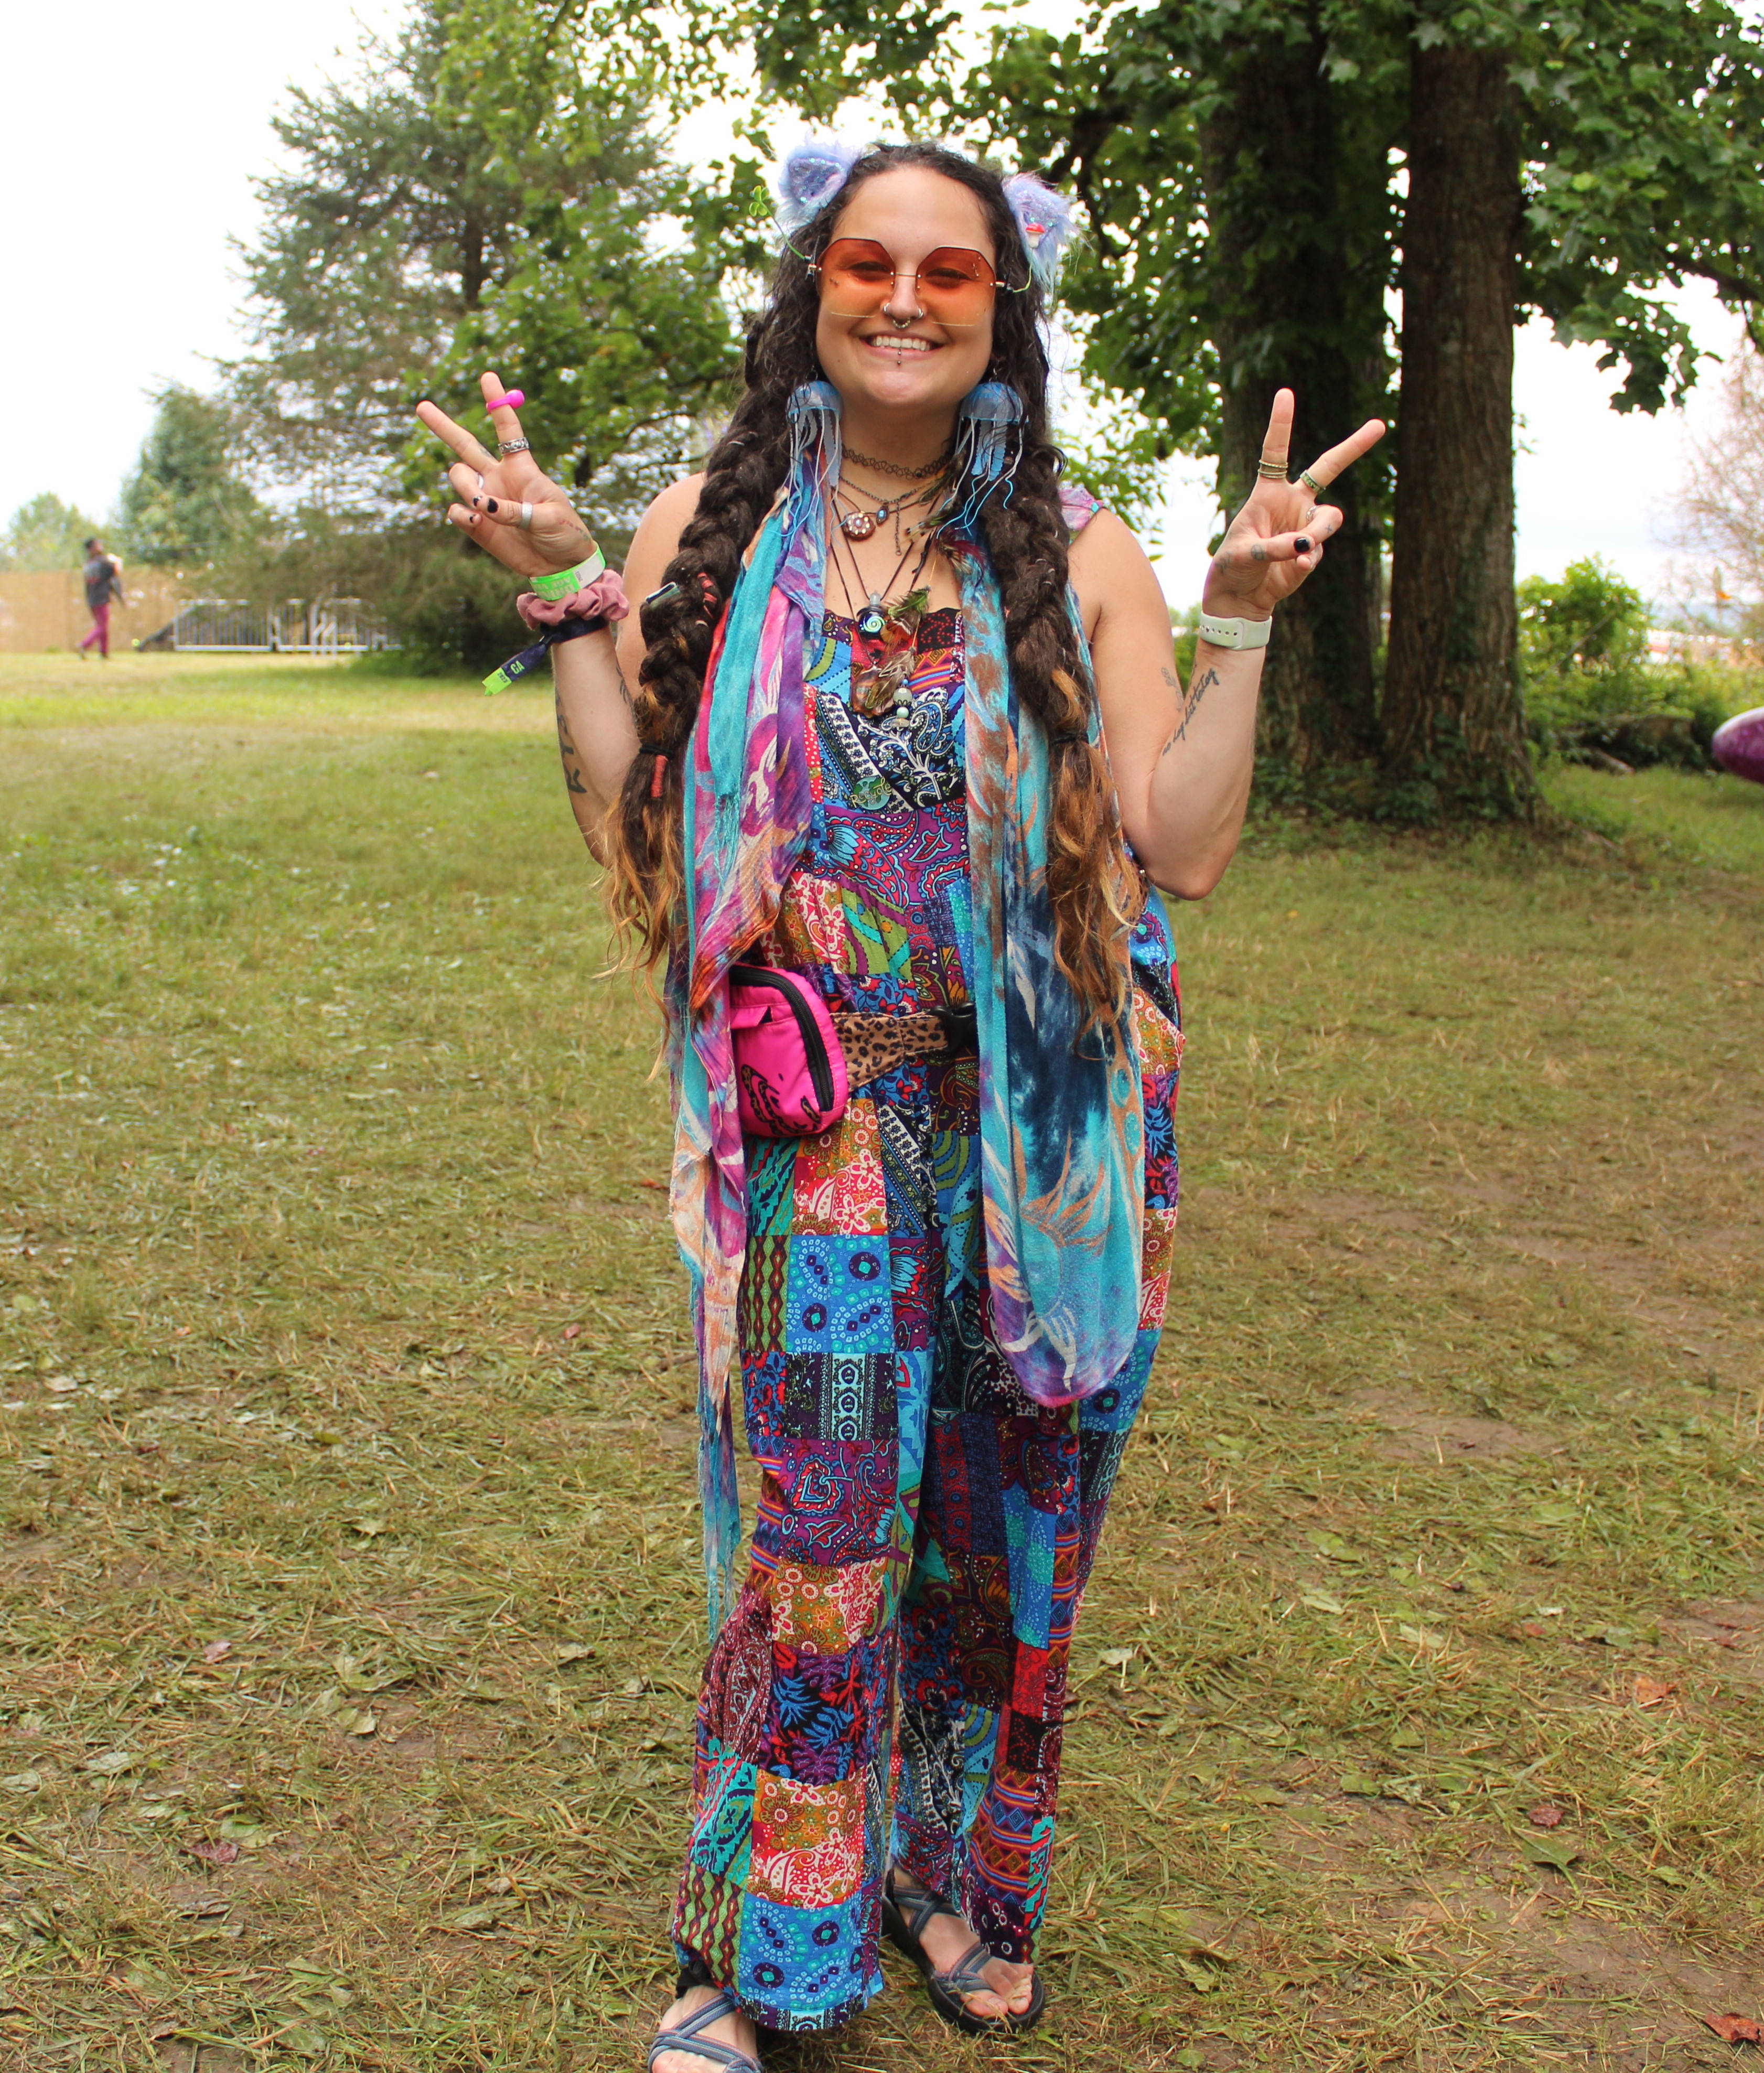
[949,380,1025,533]
[786,381,843,522]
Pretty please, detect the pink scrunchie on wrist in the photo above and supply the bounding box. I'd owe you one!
[515,570,630,631]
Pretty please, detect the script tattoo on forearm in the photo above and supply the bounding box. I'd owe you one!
[554,686,589,797]
[1159,665,1220,757]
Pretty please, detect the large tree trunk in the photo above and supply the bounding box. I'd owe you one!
[1198,14,1383,775]
[1382,41,1535,816]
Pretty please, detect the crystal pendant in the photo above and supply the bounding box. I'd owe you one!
[840,510,878,541]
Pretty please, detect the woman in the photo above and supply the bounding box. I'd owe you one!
[79,535,125,660]
[418,140,1381,2072]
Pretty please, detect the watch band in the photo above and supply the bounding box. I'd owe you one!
[530,548,607,603]
[1197,611,1273,650]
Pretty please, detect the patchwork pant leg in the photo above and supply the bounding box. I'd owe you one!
[672,1101,927,2032]
[890,976,1180,1971]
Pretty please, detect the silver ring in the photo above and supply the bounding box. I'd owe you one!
[518,502,535,531]
[1255,459,1288,480]
[499,438,532,456]
[1298,468,1324,495]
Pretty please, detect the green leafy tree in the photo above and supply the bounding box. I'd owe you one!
[594,0,1764,816]
[116,384,267,567]
[1380,0,1764,818]
[224,0,744,535]
[0,492,104,572]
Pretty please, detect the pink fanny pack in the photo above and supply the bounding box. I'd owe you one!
[728,964,850,1138]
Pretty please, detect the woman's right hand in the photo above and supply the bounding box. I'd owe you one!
[414,370,597,579]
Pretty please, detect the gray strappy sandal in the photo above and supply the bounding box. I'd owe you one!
[881,1872,1046,2036]
[647,1988,762,2072]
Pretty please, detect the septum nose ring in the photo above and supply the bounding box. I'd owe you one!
[890,311,924,329]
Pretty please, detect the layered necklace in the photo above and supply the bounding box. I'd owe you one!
[832,474,945,544]
[828,493,945,717]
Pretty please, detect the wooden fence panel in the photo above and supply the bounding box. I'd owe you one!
[0,569,191,654]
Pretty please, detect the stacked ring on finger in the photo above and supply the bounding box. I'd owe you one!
[499,438,531,455]
[1255,459,1288,479]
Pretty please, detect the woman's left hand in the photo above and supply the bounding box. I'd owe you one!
[1202,388,1386,621]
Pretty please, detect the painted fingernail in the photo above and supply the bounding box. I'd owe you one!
[1295,536,1313,553]
[484,498,499,514]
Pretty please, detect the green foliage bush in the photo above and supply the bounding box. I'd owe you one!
[213,514,545,675]
[1519,556,1758,770]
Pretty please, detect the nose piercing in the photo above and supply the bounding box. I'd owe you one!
[890,311,922,329]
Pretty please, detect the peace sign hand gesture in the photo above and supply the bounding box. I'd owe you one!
[414,371,597,578]
[1203,389,1386,622]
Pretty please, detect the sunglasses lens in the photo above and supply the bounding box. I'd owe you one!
[917,248,996,325]
[819,239,896,316]
[816,240,999,326]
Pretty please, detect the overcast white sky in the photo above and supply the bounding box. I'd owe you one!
[4,0,1740,610]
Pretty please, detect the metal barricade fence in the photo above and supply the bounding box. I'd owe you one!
[168,598,390,654]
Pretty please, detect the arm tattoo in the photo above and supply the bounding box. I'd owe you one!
[553,686,589,797]
[1159,666,1220,757]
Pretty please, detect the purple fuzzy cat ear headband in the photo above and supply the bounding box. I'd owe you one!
[774,133,1077,293]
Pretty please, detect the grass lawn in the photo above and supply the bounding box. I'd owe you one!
[2,651,1761,2072]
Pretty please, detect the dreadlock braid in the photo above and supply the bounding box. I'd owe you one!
[603,141,1138,1027]
[602,384,794,964]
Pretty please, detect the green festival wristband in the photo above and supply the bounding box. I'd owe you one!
[530,549,606,603]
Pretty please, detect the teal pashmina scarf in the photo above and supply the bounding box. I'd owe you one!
[672,383,1146,1629]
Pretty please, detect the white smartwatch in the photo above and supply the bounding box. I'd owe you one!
[1197,611,1274,650]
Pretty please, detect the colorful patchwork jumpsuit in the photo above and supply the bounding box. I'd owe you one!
[672,584,1184,2032]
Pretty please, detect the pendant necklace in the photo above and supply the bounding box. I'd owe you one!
[833,472,945,544]
[831,520,939,716]
[854,542,916,640]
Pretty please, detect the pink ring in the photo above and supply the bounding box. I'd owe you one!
[493,390,525,412]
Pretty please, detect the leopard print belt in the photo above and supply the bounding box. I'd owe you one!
[829,1005,978,1087]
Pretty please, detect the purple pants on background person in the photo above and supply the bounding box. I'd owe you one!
[80,603,112,658]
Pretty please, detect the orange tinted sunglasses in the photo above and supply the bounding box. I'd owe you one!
[811,237,1024,328]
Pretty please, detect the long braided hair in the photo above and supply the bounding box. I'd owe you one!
[606,142,1138,1025]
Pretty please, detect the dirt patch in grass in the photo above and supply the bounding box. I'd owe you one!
[1345,1387,1563,1463]
[1661,1599,1764,1685]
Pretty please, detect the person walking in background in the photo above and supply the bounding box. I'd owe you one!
[79,536,124,659]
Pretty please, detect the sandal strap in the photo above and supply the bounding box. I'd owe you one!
[648,1989,762,2073]
[887,1870,948,1947]
[889,1872,1024,2005]
[932,1937,1001,1999]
